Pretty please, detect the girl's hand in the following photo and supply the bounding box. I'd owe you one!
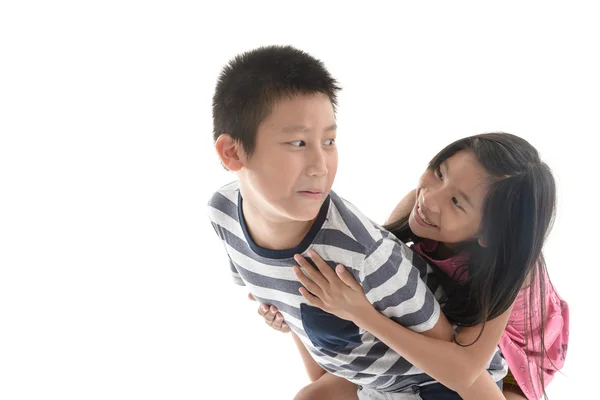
[293,249,374,323]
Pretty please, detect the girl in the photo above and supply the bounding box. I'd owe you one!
[259,132,568,399]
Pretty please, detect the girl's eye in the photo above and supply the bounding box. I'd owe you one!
[289,140,306,147]
[452,197,466,211]
[436,167,443,179]
[324,139,335,146]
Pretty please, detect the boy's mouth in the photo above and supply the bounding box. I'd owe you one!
[298,190,323,199]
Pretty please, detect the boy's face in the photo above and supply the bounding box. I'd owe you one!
[239,92,338,223]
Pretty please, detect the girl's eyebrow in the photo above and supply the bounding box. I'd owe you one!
[442,160,474,208]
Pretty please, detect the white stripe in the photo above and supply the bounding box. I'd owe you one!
[325,201,357,241]
[362,239,410,293]
[362,239,440,331]
[209,207,244,238]
[226,244,297,280]
[339,198,383,242]
[310,244,366,268]
[217,181,240,201]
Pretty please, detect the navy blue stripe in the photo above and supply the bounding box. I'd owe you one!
[216,226,297,267]
[329,193,377,249]
[313,229,366,254]
[390,290,437,327]
[362,240,405,293]
[337,341,390,372]
[231,260,303,299]
[370,266,419,310]
[208,192,238,222]
[382,355,416,375]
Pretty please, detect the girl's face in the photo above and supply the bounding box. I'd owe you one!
[408,150,490,246]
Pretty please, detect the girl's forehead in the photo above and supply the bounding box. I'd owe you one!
[444,151,490,203]
[445,151,486,175]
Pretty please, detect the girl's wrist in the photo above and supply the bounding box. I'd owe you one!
[352,303,380,329]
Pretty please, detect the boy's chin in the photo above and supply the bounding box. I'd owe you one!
[285,206,322,222]
[288,211,320,222]
[279,198,326,222]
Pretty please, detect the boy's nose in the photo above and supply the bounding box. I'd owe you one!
[307,150,328,177]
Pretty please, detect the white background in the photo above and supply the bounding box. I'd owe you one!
[1,1,596,399]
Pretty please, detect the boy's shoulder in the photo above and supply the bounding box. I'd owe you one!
[323,191,395,253]
[209,180,240,200]
[207,180,240,222]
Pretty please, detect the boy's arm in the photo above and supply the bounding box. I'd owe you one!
[291,332,327,382]
[359,237,447,336]
[249,294,324,382]
[228,259,246,286]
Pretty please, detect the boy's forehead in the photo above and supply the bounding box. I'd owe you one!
[263,93,335,129]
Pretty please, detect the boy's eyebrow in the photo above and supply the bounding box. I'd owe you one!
[442,160,474,208]
[281,124,337,133]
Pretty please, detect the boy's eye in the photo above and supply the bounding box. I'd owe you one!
[436,167,443,179]
[324,139,335,146]
[289,140,306,147]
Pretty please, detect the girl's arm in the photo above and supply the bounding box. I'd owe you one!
[385,189,416,224]
[293,251,513,394]
[353,301,512,394]
[460,372,506,400]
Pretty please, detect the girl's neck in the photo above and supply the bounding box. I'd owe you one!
[435,241,466,259]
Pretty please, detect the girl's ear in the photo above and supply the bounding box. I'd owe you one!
[477,235,487,248]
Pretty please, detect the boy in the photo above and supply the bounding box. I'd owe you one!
[207,45,506,397]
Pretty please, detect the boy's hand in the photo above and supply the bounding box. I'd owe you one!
[248,293,291,333]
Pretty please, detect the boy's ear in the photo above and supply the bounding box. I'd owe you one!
[215,134,245,172]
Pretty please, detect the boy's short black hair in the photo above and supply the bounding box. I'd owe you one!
[212,45,341,156]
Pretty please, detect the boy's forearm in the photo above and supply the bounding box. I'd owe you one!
[291,332,326,382]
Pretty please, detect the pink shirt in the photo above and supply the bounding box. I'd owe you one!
[412,239,569,399]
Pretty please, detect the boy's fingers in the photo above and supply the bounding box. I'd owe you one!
[258,304,269,317]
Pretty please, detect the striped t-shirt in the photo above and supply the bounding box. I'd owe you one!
[208,181,506,392]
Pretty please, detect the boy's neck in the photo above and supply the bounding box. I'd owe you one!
[242,201,315,251]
